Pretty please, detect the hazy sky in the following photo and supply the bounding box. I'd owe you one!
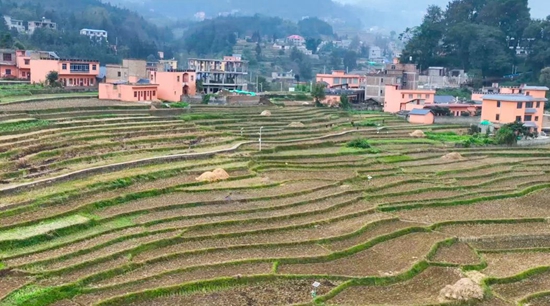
[336,0,549,22]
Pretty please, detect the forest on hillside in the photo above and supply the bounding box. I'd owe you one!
[0,0,173,63]
[400,0,550,84]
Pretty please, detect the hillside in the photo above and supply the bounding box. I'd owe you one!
[0,0,171,63]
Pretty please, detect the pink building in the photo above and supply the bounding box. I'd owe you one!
[149,70,196,102]
[316,71,365,89]
[481,86,548,132]
[98,82,159,102]
[384,84,436,113]
[0,49,18,78]
[30,58,100,87]
[15,50,31,79]
[408,109,435,124]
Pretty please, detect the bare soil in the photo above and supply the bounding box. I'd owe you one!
[493,270,550,301]
[431,242,480,265]
[482,251,550,278]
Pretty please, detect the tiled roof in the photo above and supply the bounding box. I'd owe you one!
[434,95,455,104]
[409,109,432,115]
[482,94,548,102]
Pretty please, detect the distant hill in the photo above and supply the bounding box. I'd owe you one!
[0,0,171,63]
[104,0,364,28]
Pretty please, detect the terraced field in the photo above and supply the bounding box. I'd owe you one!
[1,98,550,306]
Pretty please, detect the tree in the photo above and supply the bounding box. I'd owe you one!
[196,79,204,94]
[298,17,333,38]
[340,94,350,109]
[255,42,262,59]
[45,71,58,87]
[311,83,326,106]
[539,67,550,88]
[495,126,517,145]
[257,76,270,92]
[343,51,358,71]
[305,38,322,53]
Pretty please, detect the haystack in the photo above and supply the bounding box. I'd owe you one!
[260,110,272,116]
[441,152,465,160]
[196,168,230,182]
[438,278,484,302]
[288,122,305,128]
[409,130,426,138]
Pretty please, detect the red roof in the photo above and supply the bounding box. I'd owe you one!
[287,35,305,40]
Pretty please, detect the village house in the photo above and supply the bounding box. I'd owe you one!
[29,54,99,87]
[481,85,548,132]
[408,109,435,124]
[383,84,435,113]
[99,80,159,102]
[105,59,148,83]
[188,55,248,94]
[316,70,365,89]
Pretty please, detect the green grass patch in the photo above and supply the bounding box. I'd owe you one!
[377,155,413,163]
[355,120,378,127]
[0,215,90,242]
[0,284,78,306]
[0,119,51,133]
[425,131,494,147]
[170,102,189,108]
[179,113,226,121]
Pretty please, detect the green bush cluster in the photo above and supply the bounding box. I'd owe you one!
[179,114,226,121]
[425,131,493,147]
[346,138,371,149]
[170,102,190,108]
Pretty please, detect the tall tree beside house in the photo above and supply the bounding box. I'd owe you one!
[45,71,58,87]
[311,83,326,106]
[343,51,358,71]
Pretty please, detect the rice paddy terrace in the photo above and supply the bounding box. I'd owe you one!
[1,99,550,306]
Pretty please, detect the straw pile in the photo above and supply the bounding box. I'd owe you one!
[196,168,230,182]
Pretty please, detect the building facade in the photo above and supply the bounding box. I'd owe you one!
[99,83,159,102]
[30,57,100,87]
[149,70,197,101]
[188,55,248,94]
[481,86,548,132]
[28,18,57,34]
[105,59,148,83]
[364,58,419,102]
[316,71,365,89]
[384,84,435,113]
[80,29,108,42]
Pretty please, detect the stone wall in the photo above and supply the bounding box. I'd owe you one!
[434,116,480,125]
[227,96,261,105]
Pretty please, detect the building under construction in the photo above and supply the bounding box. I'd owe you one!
[188,54,248,94]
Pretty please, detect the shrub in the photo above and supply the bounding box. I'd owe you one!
[346,139,371,149]
[170,102,189,108]
[495,126,517,145]
[356,120,377,127]
[201,94,212,104]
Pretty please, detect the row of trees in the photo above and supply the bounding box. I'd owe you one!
[400,0,550,80]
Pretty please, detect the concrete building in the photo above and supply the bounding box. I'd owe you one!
[99,81,159,102]
[271,71,295,81]
[150,70,197,101]
[80,29,108,42]
[481,85,548,132]
[368,46,382,60]
[3,16,26,33]
[384,84,435,113]
[316,70,365,89]
[188,55,248,94]
[0,49,17,78]
[29,55,99,87]
[286,35,306,46]
[364,58,418,102]
[105,59,147,83]
[418,67,468,89]
[28,18,57,34]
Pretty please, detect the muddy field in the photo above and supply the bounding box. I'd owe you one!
[0,101,549,306]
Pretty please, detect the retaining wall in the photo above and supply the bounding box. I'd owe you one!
[434,116,480,125]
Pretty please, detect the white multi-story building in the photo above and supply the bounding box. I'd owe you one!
[80,29,108,42]
[3,16,26,33]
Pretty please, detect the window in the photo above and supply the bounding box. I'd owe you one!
[191,76,194,81]
[526,92,530,96]
[417,94,422,99]
[334,78,341,84]
[526,102,533,108]
[497,101,501,108]
[62,63,67,70]
[409,94,413,99]
[380,90,383,95]
[22,71,26,77]
[90,79,94,86]
[117,71,121,77]
[70,63,90,72]
[425,94,430,99]
[5,69,11,75]
[2,53,12,61]
[24,59,30,65]
[134,91,137,97]
[177,76,180,82]
[381,78,384,83]
[516,116,522,122]
[391,65,396,70]
[496,114,500,121]
[535,116,539,121]
[153,91,156,96]
[536,102,540,108]
[401,94,404,99]
[517,102,523,109]
[92,65,97,71]
[69,78,73,85]
[525,115,532,121]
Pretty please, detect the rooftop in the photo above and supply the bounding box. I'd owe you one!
[522,85,550,91]
[434,95,456,104]
[482,94,548,102]
[409,109,432,116]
